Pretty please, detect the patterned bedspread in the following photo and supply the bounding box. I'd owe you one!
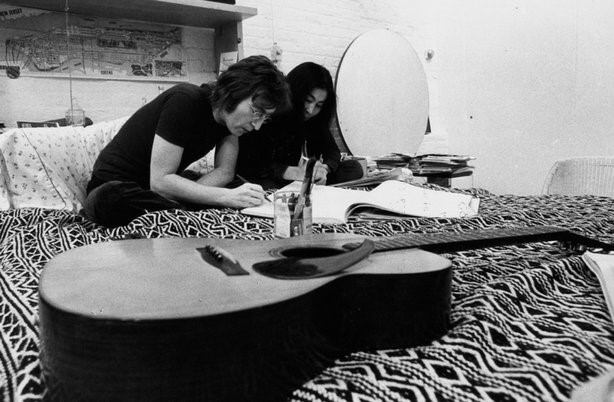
[1,187,613,401]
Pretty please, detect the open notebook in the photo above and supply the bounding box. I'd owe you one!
[241,180,480,224]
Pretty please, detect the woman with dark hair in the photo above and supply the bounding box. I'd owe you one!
[237,62,363,188]
[83,55,290,227]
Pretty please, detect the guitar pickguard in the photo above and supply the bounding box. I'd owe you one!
[253,239,375,279]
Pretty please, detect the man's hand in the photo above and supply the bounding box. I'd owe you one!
[220,183,265,208]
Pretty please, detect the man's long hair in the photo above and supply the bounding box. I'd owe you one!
[209,55,291,114]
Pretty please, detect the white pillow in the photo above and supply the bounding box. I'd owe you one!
[1,129,66,209]
[0,116,129,211]
[0,139,12,210]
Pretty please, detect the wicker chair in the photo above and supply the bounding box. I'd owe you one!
[542,157,614,197]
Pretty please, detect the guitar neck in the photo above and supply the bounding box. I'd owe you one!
[369,226,612,254]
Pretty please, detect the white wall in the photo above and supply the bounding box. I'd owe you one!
[238,0,614,195]
[428,0,614,194]
[237,0,423,73]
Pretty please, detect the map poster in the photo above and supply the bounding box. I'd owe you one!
[0,4,188,81]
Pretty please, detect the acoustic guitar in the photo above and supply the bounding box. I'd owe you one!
[38,226,610,402]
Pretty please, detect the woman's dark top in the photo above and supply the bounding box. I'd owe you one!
[236,112,341,188]
[88,83,230,193]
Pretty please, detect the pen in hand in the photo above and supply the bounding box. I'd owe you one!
[311,154,328,184]
[237,174,273,201]
[234,174,266,205]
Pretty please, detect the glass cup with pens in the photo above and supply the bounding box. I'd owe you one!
[273,157,317,238]
[273,190,312,238]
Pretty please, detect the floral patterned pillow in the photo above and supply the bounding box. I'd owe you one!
[0,116,128,211]
[80,116,129,168]
[1,129,63,209]
[0,142,12,210]
[24,126,94,210]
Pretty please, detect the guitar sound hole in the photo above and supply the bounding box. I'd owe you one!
[279,247,344,259]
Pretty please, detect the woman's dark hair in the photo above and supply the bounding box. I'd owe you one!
[286,62,336,128]
[209,55,290,113]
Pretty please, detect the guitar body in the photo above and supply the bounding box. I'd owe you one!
[39,233,452,402]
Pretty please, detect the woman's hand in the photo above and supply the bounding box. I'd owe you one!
[312,161,329,184]
[220,183,265,208]
[298,157,329,184]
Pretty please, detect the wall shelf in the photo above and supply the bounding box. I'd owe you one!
[1,0,257,28]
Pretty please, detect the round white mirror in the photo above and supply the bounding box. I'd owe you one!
[335,29,429,156]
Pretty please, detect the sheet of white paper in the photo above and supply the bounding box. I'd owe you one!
[582,251,614,323]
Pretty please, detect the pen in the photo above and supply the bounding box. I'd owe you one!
[300,141,309,162]
[293,157,316,220]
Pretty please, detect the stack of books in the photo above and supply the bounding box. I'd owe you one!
[412,154,475,176]
[372,153,475,177]
[372,153,413,170]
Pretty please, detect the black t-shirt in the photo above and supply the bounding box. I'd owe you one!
[236,112,341,187]
[89,83,229,191]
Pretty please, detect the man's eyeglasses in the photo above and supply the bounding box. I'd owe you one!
[248,100,273,124]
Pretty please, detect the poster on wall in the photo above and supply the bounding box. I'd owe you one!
[0,4,188,81]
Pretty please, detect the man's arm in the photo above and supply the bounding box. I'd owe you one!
[195,134,237,187]
[149,134,263,208]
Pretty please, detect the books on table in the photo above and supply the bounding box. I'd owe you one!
[413,154,475,176]
[371,153,476,176]
[241,179,480,224]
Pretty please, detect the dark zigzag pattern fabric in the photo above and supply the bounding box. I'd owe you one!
[0,188,613,401]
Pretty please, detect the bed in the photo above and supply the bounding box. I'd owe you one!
[1,183,614,401]
[1,120,613,400]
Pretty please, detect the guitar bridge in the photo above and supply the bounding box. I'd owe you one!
[196,245,249,276]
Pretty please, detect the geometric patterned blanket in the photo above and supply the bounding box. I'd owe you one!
[1,187,613,401]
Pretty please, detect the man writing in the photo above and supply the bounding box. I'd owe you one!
[83,55,290,227]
